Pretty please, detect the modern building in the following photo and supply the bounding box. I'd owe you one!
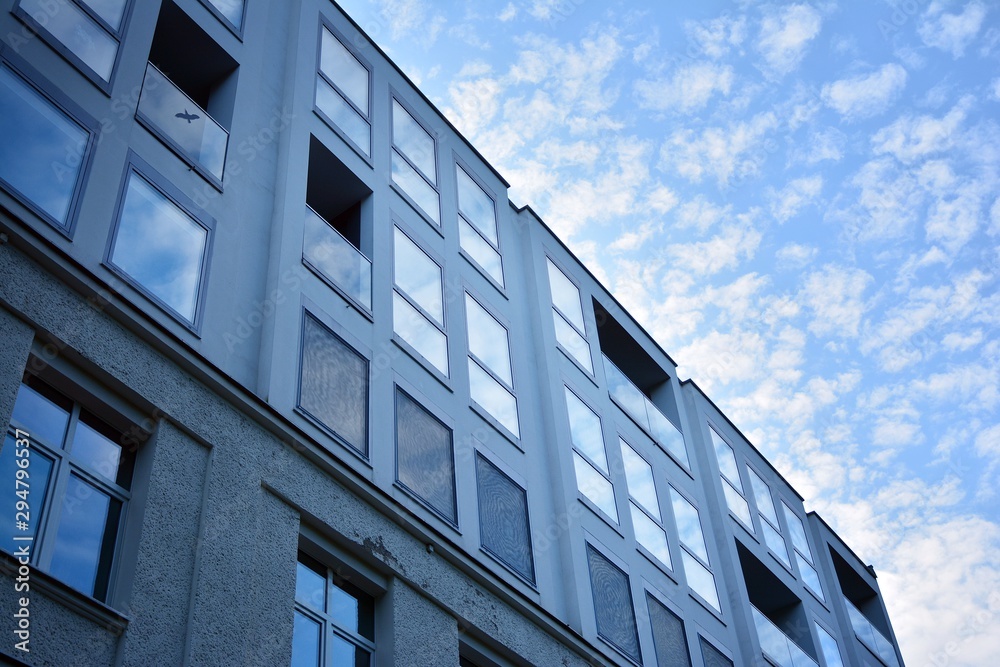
[0,0,905,665]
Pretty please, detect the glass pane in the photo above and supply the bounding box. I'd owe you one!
[710,428,742,489]
[19,0,117,81]
[563,387,607,472]
[391,100,435,180]
[573,452,617,521]
[299,314,369,454]
[290,611,321,667]
[631,503,670,568]
[71,415,122,484]
[456,167,497,244]
[797,553,824,600]
[393,292,449,375]
[83,0,128,31]
[782,502,813,560]
[315,77,371,157]
[0,435,53,554]
[682,550,720,612]
[111,171,208,324]
[303,206,372,309]
[0,65,88,227]
[137,64,228,180]
[465,294,512,385]
[329,583,360,635]
[645,399,689,467]
[670,488,708,562]
[553,311,593,373]
[468,360,519,438]
[647,594,691,667]
[546,258,585,331]
[815,623,844,667]
[747,467,778,525]
[205,0,244,29]
[586,545,640,662]
[874,630,900,667]
[48,475,118,598]
[620,440,659,520]
[295,561,325,609]
[762,519,791,568]
[391,152,440,223]
[753,607,793,667]
[603,356,647,426]
[847,603,878,652]
[10,381,71,448]
[476,455,534,582]
[393,228,442,323]
[321,29,369,114]
[329,633,370,667]
[722,480,754,529]
[459,218,503,286]
[395,389,456,523]
[701,637,734,667]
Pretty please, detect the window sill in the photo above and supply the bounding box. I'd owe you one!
[302,258,374,322]
[688,589,726,624]
[555,344,598,386]
[0,552,129,635]
[312,107,373,169]
[636,544,679,585]
[468,400,521,451]
[458,249,507,299]
[575,493,623,538]
[389,182,443,238]
[478,546,537,593]
[392,481,459,532]
[390,335,452,392]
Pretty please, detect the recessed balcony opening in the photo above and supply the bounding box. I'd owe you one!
[302,136,373,310]
[737,542,818,667]
[829,548,887,634]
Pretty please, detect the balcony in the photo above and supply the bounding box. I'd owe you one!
[751,606,818,667]
[303,205,372,311]
[844,598,900,667]
[136,62,229,183]
[602,354,688,467]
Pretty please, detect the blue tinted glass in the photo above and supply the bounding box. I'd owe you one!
[0,435,53,555]
[0,66,88,227]
[295,561,325,610]
[205,0,244,28]
[18,0,117,80]
[70,417,121,483]
[290,611,321,667]
[48,475,116,597]
[329,633,369,667]
[11,382,71,448]
[83,0,128,31]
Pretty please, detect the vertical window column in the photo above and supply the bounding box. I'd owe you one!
[456,166,503,286]
[781,502,825,600]
[465,294,518,438]
[563,387,617,522]
[670,486,722,613]
[708,425,754,531]
[316,25,372,158]
[392,228,448,376]
[546,258,593,374]
[391,100,439,225]
[619,438,671,569]
[747,467,791,568]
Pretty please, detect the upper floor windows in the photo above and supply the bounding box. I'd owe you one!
[586,543,641,663]
[394,387,456,525]
[646,594,692,667]
[106,160,213,330]
[392,99,440,225]
[13,0,128,87]
[465,294,518,438]
[392,226,448,376]
[475,453,534,583]
[708,425,754,532]
[546,258,593,374]
[563,386,617,522]
[670,486,721,613]
[781,502,824,600]
[619,438,671,569]
[200,0,245,31]
[2,373,141,603]
[0,61,92,232]
[456,166,503,287]
[316,26,371,159]
[747,467,791,569]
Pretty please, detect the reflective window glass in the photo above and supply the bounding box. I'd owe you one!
[456,166,497,244]
[682,550,720,612]
[0,436,53,552]
[392,100,436,180]
[70,415,123,484]
[747,467,778,526]
[670,488,708,563]
[48,475,120,598]
[620,440,659,519]
[393,292,449,375]
[321,29,369,114]
[316,78,370,156]
[476,454,534,582]
[204,0,244,28]
[722,480,754,528]
[85,0,128,30]
[553,311,593,373]
[468,360,519,437]
[573,452,617,521]
[18,0,118,81]
[647,595,691,667]
[465,295,512,385]
[395,389,456,523]
[563,387,607,472]
[586,544,641,662]
[782,501,813,560]
[290,611,321,667]
[10,380,71,447]
[394,228,443,323]
[815,623,845,667]
[710,428,742,489]
[296,560,326,610]
[761,520,791,568]
[458,218,503,285]
[631,504,671,567]
[546,258,585,331]
[391,152,440,223]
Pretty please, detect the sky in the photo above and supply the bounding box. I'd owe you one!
[336,0,1000,664]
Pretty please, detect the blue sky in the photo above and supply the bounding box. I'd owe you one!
[337,0,1000,663]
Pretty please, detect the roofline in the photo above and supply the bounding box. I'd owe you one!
[809,511,878,578]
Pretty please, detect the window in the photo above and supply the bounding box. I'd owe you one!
[200,0,244,31]
[298,312,369,456]
[293,553,375,667]
[393,227,448,376]
[456,166,503,286]
[646,594,691,667]
[781,502,824,600]
[395,388,456,524]
[141,1,238,184]
[700,637,734,667]
[563,386,617,522]
[2,374,139,603]
[815,622,845,667]
[106,163,213,329]
[669,486,721,613]
[465,294,518,437]
[0,61,92,231]
[546,258,592,373]
[391,99,439,224]
[747,467,790,568]
[13,0,127,86]
[708,425,754,531]
[586,543,641,663]
[316,25,371,158]
[619,439,670,569]
[475,454,533,583]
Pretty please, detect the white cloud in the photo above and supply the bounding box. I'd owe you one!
[374,0,446,45]
[918,1,988,58]
[667,222,763,276]
[992,78,1000,100]
[791,127,845,165]
[800,265,872,338]
[672,196,732,232]
[872,97,973,163]
[775,243,817,269]
[685,15,747,59]
[942,330,984,352]
[662,111,779,186]
[989,197,1000,236]
[609,221,659,253]
[769,175,823,223]
[822,63,908,121]
[924,183,984,254]
[634,62,734,113]
[498,2,517,21]
[756,4,823,76]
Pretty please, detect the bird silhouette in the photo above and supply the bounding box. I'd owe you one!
[175,110,200,124]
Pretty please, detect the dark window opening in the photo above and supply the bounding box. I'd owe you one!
[307,136,372,255]
[830,547,890,636]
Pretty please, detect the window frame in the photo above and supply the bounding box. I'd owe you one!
[389,93,441,228]
[668,484,723,616]
[103,153,216,334]
[644,588,693,667]
[0,53,97,238]
[11,0,133,93]
[545,254,594,377]
[454,159,505,292]
[707,421,755,535]
[474,450,535,585]
[781,500,826,602]
[463,290,519,442]
[563,384,618,525]
[618,435,673,573]
[584,539,642,664]
[196,0,246,37]
[314,19,374,164]
[746,464,792,570]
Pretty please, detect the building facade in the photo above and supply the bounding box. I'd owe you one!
[0,0,904,665]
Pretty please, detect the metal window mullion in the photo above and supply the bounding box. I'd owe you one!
[316,68,370,122]
[458,210,500,253]
[393,287,446,334]
[71,0,123,38]
[551,305,586,339]
[392,146,438,191]
[573,446,613,484]
[468,353,514,395]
